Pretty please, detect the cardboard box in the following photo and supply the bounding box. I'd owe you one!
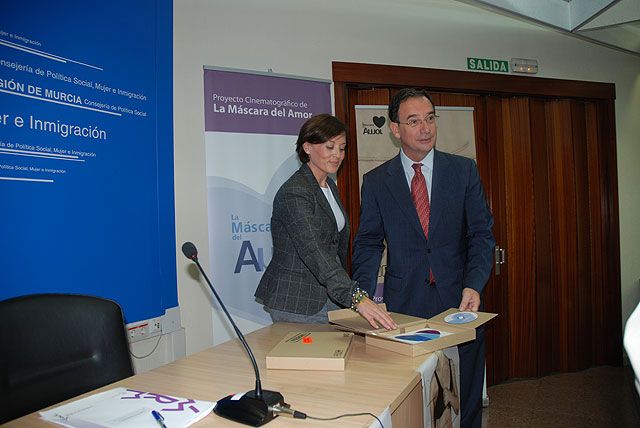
[328,306,497,357]
[266,331,355,371]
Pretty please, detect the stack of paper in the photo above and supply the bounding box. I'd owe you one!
[40,387,215,428]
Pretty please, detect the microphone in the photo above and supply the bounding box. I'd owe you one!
[181,242,286,426]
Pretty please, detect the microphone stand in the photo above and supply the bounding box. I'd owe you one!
[184,243,286,426]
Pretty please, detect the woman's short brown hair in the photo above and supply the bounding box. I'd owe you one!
[296,114,346,163]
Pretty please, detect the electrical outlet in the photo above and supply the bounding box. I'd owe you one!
[149,318,162,334]
[127,318,163,343]
[127,323,149,343]
[138,323,149,338]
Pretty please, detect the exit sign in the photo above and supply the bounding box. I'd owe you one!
[467,57,509,73]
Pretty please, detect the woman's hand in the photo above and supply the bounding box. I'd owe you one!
[356,298,397,330]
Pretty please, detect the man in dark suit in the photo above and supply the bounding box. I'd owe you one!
[352,88,495,428]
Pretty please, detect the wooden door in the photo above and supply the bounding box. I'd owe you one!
[491,96,622,379]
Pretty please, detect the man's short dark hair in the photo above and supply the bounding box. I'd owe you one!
[388,88,436,123]
[296,114,346,163]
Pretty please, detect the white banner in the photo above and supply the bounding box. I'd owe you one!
[203,67,331,342]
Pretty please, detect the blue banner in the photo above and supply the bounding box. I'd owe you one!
[0,0,176,323]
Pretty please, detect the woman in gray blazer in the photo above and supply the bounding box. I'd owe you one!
[255,114,395,329]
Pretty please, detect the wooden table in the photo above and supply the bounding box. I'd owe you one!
[7,322,429,427]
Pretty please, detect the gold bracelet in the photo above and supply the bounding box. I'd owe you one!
[350,287,369,312]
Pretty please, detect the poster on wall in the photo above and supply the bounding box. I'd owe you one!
[0,0,176,323]
[355,105,476,302]
[203,67,331,337]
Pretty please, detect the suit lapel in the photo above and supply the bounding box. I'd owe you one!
[327,178,351,243]
[300,163,337,229]
[328,179,349,227]
[384,154,425,239]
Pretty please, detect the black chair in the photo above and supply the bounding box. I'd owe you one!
[0,293,134,424]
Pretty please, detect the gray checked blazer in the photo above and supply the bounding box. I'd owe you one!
[255,162,357,315]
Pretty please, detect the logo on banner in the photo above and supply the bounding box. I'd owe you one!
[372,116,386,128]
[361,115,386,135]
[231,213,272,273]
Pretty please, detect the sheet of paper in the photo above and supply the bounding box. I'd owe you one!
[39,387,215,428]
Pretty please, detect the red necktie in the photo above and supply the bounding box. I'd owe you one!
[411,163,435,284]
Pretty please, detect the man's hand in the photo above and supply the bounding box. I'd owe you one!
[459,288,481,312]
[356,298,398,330]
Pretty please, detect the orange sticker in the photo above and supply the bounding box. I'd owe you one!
[302,337,313,344]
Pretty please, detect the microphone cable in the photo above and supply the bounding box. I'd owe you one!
[271,404,385,427]
[129,333,163,359]
[306,412,385,428]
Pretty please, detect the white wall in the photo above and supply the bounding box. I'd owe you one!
[171,0,640,361]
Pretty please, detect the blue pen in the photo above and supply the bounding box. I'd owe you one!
[152,410,168,428]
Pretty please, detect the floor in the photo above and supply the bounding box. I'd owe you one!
[481,365,640,428]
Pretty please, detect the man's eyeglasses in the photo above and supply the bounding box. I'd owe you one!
[396,114,438,128]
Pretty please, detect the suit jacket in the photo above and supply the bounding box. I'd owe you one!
[351,150,495,318]
[255,163,357,315]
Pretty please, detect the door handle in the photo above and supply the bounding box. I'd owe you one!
[494,245,506,275]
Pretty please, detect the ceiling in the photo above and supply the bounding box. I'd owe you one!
[457,0,640,56]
